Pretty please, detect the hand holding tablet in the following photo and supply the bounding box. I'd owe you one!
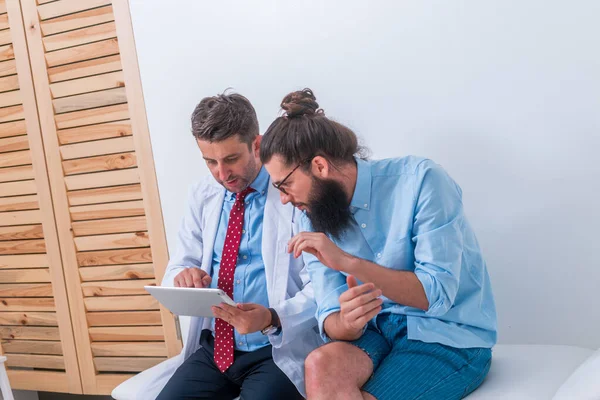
[145,286,236,317]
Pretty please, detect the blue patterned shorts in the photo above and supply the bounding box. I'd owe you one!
[350,313,492,400]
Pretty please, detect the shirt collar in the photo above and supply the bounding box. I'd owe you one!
[225,166,269,201]
[349,157,372,214]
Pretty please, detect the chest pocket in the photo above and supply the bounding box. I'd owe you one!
[378,236,414,271]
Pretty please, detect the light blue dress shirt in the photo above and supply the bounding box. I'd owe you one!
[301,156,497,349]
[210,167,271,351]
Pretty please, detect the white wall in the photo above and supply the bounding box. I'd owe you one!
[129,0,600,349]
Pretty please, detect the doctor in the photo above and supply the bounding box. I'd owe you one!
[116,92,321,400]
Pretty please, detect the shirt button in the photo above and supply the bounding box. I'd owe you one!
[238,341,243,346]
[242,229,246,234]
[377,253,382,258]
[361,223,367,228]
[242,255,248,260]
[236,280,240,284]
[364,203,368,208]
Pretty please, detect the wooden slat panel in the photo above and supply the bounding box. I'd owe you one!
[0,88,20,107]
[79,263,154,282]
[0,29,7,49]
[40,5,114,36]
[0,283,52,296]
[68,183,142,206]
[0,224,44,240]
[38,0,112,20]
[0,58,16,78]
[55,102,128,129]
[48,54,121,83]
[44,21,116,52]
[86,310,161,326]
[84,295,158,312]
[0,58,16,77]
[93,356,165,372]
[0,297,54,311]
[0,326,59,340]
[0,119,26,138]
[0,104,23,122]
[0,210,41,226]
[0,43,14,62]
[7,370,70,392]
[53,86,127,114]
[0,311,56,325]
[72,215,146,236]
[0,194,38,212]
[45,38,119,68]
[64,168,140,191]
[0,73,18,92]
[58,119,131,145]
[77,247,152,266]
[0,0,5,14]
[5,353,64,370]
[0,180,36,196]
[91,342,167,357]
[1,340,62,354]
[63,151,137,176]
[0,254,48,269]
[0,135,29,152]
[0,268,50,283]
[88,325,163,341]
[0,12,8,30]
[0,165,35,183]
[74,232,149,252]
[70,200,144,221]
[0,149,31,167]
[81,279,155,297]
[0,239,46,255]
[0,27,11,46]
[60,135,134,160]
[51,70,124,98]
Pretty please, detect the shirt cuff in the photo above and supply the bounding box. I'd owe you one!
[415,269,447,317]
[316,284,348,342]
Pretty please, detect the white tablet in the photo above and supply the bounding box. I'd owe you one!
[145,286,236,317]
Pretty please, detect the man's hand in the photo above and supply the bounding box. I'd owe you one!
[288,232,354,271]
[211,303,272,335]
[174,268,211,288]
[327,275,382,340]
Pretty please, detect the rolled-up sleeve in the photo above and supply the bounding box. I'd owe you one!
[412,161,464,317]
[299,214,347,342]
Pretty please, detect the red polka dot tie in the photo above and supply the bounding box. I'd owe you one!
[214,186,254,373]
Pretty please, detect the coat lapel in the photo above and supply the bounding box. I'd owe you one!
[263,182,294,304]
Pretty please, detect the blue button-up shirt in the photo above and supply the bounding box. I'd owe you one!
[302,156,497,349]
[210,166,270,351]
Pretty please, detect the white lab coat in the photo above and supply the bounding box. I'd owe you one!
[112,177,323,399]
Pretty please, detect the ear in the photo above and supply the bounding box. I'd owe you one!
[252,135,262,157]
[311,156,330,178]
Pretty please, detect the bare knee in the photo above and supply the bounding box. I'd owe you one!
[305,344,335,382]
[305,342,371,385]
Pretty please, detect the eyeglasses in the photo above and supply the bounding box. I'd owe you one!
[272,157,313,195]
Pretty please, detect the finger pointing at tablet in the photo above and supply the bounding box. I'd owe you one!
[174,268,212,288]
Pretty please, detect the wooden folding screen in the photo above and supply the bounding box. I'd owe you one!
[0,0,81,392]
[0,0,181,394]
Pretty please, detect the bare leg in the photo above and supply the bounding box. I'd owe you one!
[305,342,374,400]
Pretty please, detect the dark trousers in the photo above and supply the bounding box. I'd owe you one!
[156,329,303,400]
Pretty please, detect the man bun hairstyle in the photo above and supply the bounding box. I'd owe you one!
[260,88,366,168]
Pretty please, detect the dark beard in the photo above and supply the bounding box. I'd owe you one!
[306,176,353,240]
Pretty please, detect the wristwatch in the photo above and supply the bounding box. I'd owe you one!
[261,307,281,335]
